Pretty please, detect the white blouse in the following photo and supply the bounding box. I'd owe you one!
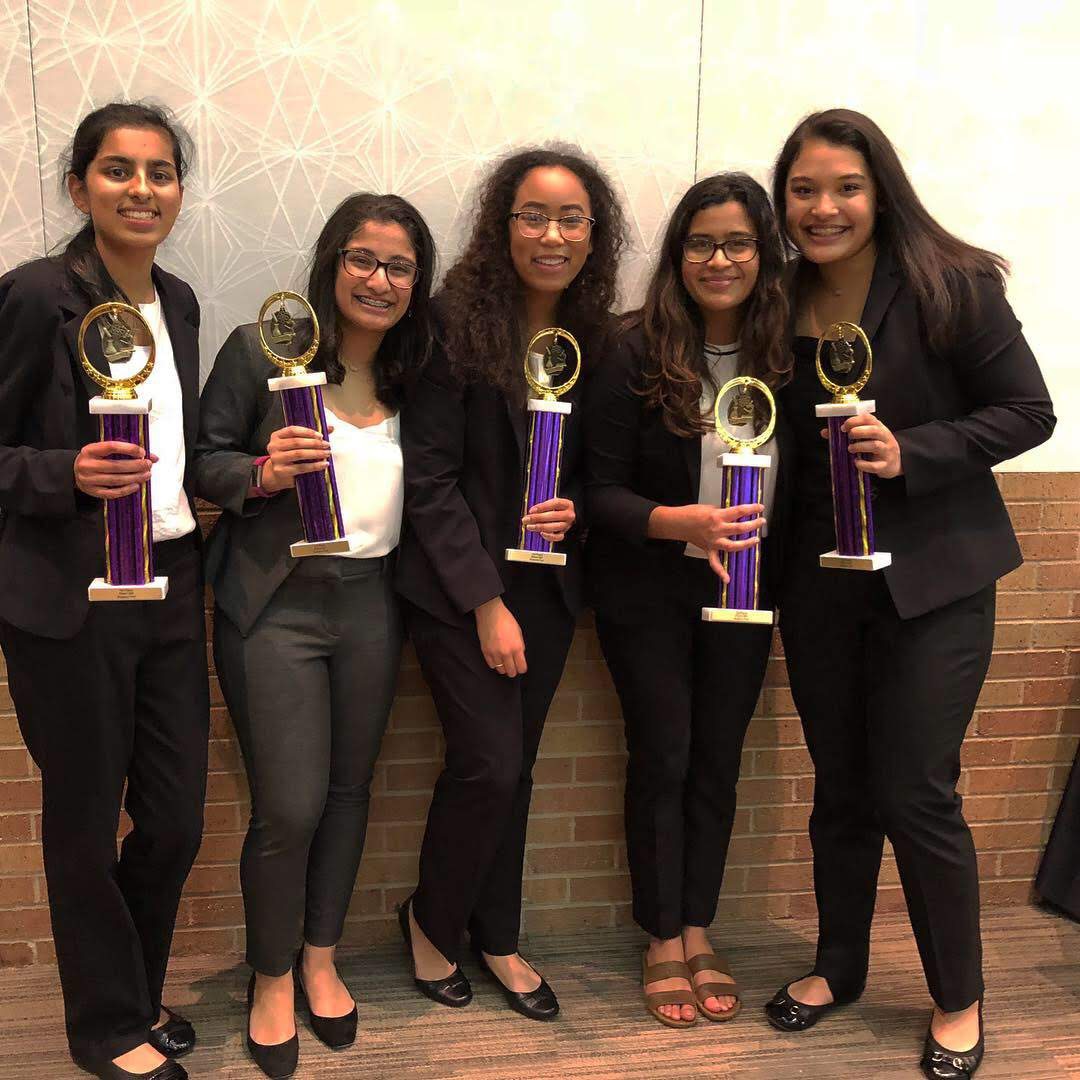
[685,342,779,560]
[323,405,403,558]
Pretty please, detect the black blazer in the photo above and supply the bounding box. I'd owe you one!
[783,250,1056,619]
[396,334,586,627]
[0,257,201,639]
[190,323,317,636]
[584,323,792,624]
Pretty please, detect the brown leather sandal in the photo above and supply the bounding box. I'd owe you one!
[686,951,741,1021]
[641,953,697,1029]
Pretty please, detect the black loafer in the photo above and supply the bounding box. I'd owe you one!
[245,972,299,1078]
[148,1007,195,1058]
[74,1057,187,1080]
[293,949,358,1049]
[397,897,472,1007]
[764,975,863,1033]
[472,945,559,1021]
[920,1002,985,1078]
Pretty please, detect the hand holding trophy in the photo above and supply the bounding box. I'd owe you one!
[701,376,776,625]
[258,290,360,557]
[78,301,168,601]
[814,321,892,571]
[505,327,581,567]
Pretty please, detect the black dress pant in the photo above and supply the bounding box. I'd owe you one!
[0,537,208,1064]
[405,572,575,963]
[780,542,994,1012]
[596,601,771,940]
[214,556,401,976]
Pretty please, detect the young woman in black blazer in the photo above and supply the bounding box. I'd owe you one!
[0,104,206,1080]
[584,174,790,1028]
[193,194,434,1076]
[764,109,1055,1080]
[396,146,626,1020]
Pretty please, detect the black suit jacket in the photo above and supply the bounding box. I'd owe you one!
[584,323,792,623]
[395,334,586,627]
[0,257,201,639]
[190,323,314,636]
[783,251,1056,619]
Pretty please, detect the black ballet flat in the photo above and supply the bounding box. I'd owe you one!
[920,1001,985,1079]
[74,1057,187,1080]
[147,1007,195,1058]
[471,944,559,1021]
[245,972,299,1078]
[396,897,472,1007]
[293,948,358,1049]
[764,975,864,1033]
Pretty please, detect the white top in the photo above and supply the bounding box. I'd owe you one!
[685,342,779,560]
[108,294,196,542]
[323,405,403,558]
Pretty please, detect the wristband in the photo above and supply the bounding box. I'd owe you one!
[251,455,272,498]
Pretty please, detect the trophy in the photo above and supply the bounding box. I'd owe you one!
[78,302,168,601]
[259,290,360,557]
[701,376,776,625]
[814,321,891,571]
[505,327,581,567]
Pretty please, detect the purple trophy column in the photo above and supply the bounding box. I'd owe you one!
[523,408,565,554]
[101,412,153,585]
[280,384,345,542]
[719,461,761,611]
[826,415,875,556]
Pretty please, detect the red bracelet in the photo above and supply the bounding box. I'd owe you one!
[250,455,272,498]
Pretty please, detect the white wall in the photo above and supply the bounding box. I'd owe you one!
[1,0,1075,469]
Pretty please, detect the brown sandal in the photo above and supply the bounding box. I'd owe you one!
[686,951,741,1021]
[642,953,697,1029]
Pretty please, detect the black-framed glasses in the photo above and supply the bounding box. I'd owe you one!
[339,249,420,289]
[682,236,759,264]
[509,210,595,242]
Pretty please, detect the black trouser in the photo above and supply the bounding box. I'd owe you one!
[405,574,575,963]
[214,556,401,976]
[596,605,771,940]
[780,543,994,1012]
[0,537,208,1065]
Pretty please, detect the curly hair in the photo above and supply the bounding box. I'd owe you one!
[630,173,789,438]
[439,144,627,396]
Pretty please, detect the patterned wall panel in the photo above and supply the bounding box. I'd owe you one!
[0,0,43,273]
[27,0,700,377]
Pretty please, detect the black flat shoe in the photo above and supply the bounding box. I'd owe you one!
[245,972,299,1078]
[764,975,863,1032]
[74,1057,187,1080]
[293,948,358,1049]
[396,897,472,1007]
[920,1001,985,1078]
[472,945,559,1021]
[148,1007,195,1058]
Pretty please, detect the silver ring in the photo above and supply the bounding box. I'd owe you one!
[495,664,505,669]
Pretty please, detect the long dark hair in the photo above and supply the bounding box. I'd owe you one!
[631,173,789,438]
[58,101,193,305]
[439,144,627,395]
[304,193,435,409]
[772,108,1007,351]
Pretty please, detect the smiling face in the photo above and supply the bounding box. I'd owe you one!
[67,126,183,254]
[680,200,760,341]
[334,219,417,342]
[784,138,877,266]
[508,165,593,301]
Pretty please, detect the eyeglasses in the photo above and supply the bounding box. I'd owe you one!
[339,249,419,289]
[509,211,595,242]
[682,236,759,264]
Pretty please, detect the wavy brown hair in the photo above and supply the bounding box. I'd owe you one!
[630,173,789,437]
[439,145,627,396]
[773,108,1007,352]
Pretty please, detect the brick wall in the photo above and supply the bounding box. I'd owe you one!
[1,474,1077,966]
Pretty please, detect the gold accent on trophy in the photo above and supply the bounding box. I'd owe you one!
[814,320,873,404]
[77,302,156,401]
[258,291,320,377]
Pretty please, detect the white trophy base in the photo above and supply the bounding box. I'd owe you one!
[290,533,365,558]
[815,399,876,418]
[527,397,573,415]
[89,396,152,415]
[701,606,775,626]
[719,452,772,468]
[268,371,328,392]
[505,547,567,567]
[88,577,169,602]
[819,550,892,571]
